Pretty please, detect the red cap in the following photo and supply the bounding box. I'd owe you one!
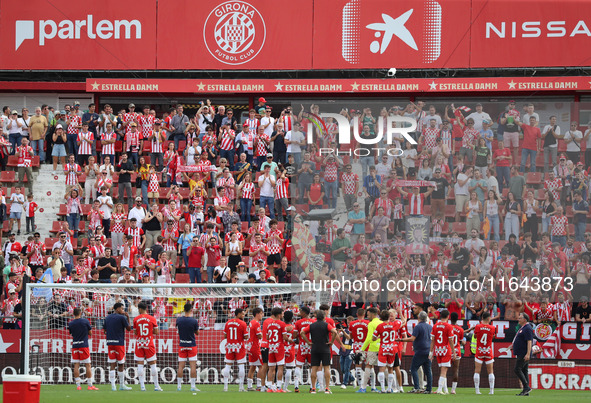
[259,97,266,103]
[242,122,249,128]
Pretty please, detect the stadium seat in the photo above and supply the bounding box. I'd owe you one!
[44,238,58,251]
[451,221,467,234]
[0,171,16,184]
[176,273,190,283]
[526,172,542,185]
[6,156,18,168]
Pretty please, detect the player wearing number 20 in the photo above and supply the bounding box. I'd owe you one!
[472,312,496,395]
[372,310,401,393]
[222,308,248,392]
[133,302,162,391]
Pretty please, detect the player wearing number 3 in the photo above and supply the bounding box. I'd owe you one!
[429,309,456,395]
[467,312,496,395]
[133,302,162,391]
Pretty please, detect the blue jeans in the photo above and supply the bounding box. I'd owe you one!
[172,133,186,151]
[410,353,432,392]
[31,139,45,161]
[181,248,189,268]
[360,156,373,178]
[188,267,201,284]
[324,180,338,209]
[240,198,252,225]
[575,221,586,242]
[220,149,235,170]
[486,214,500,241]
[496,166,510,193]
[67,213,80,238]
[542,216,551,234]
[128,152,139,167]
[67,133,78,157]
[141,180,149,206]
[552,235,566,248]
[206,266,215,283]
[9,133,21,154]
[339,355,353,385]
[256,156,266,169]
[150,152,163,171]
[260,196,275,219]
[520,149,537,173]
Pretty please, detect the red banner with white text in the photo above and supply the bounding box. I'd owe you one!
[0,0,157,70]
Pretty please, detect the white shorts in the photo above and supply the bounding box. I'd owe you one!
[267,359,285,367]
[178,356,198,363]
[438,361,451,368]
[134,354,157,362]
[474,358,494,365]
[225,357,247,364]
[71,357,91,364]
[365,351,378,366]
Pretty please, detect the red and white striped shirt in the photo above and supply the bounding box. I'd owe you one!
[407,193,425,215]
[241,182,255,200]
[64,163,81,186]
[551,215,568,236]
[16,145,33,167]
[266,229,283,255]
[422,127,440,150]
[162,207,181,231]
[411,265,425,281]
[275,177,289,199]
[393,203,403,219]
[281,115,293,132]
[67,115,81,134]
[341,173,358,195]
[90,244,105,264]
[245,118,259,137]
[110,213,126,233]
[162,229,178,252]
[374,198,393,217]
[324,162,339,182]
[88,209,104,231]
[219,129,236,151]
[77,131,94,155]
[217,176,236,200]
[151,130,165,153]
[125,131,141,152]
[440,129,453,149]
[92,293,110,318]
[139,114,155,138]
[96,177,112,193]
[100,131,116,155]
[553,301,572,322]
[125,227,144,248]
[432,218,443,234]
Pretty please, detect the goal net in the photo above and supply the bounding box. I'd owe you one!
[23,283,333,386]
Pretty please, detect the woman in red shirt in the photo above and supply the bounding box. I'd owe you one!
[307,173,325,210]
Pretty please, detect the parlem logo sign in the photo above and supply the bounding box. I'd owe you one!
[15,16,142,51]
[342,0,442,64]
[203,1,266,65]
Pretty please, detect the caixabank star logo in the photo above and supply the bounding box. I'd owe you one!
[342,0,442,64]
[203,1,266,65]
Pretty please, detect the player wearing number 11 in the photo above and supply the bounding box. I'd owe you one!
[133,302,162,392]
[222,308,249,392]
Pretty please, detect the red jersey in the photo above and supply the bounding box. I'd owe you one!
[474,323,495,358]
[133,314,158,349]
[263,318,287,354]
[431,321,453,356]
[451,325,464,356]
[294,317,316,351]
[373,321,401,354]
[224,318,248,353]
[349,319,369,347]
[247,319,263,352]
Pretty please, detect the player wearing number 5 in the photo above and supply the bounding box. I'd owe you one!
[429,309,456,395]
[133,302,162,391]
[467,312,496,395]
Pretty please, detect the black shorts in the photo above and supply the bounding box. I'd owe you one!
[352,352,363,365]
[393,353,400,368]
[310,352,332,367]
[261,348,269,364]
[267,253,282,266]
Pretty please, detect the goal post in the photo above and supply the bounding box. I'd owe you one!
[23,282,335,385]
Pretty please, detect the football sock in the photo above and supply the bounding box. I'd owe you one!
[138,364,145,389]
[489,374,495,393]
[150,364,160,388]
[378,372,385,391]
[474,373,480,393]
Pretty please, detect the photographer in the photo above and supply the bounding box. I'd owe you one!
[338,319,353,389]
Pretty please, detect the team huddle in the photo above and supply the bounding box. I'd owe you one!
[67,302,501,394]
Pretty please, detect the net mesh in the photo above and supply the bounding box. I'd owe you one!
[25,283,333,386]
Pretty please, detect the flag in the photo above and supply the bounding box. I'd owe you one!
[32,268,54,301]
[458,106,472,113]
[482,217,491,238]
[541,326,561,359]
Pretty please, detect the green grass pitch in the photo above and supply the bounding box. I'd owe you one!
[3,385,589,403]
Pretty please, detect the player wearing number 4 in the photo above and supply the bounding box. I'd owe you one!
[133,302,162,391]
[68,308,99,391]
[176,302,201,392]
[466,312,496,395]
[429,309,456,395]
[222,308,249,392]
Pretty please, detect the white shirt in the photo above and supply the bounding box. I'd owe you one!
[522,112,540,124]
[198,114,213,133]
[99,164,115,178]
[260,116,275,137]
[186,145,202,166]
[542,124,561,148]
[285,130,305,153]
[7,117,24,134]
[466,111,492,131]
[214,266,230,282]
[564,130,583,152]
[402,148,417,168]
[258,174,275,198]
[128,206,146,229]
[97,195,113,219]
[10,193,24,213]
[376,162,391,178]
[420,114,442,129]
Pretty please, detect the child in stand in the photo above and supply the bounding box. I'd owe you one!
[392,197,404,234]
[23,193,38,234]
[432,212,444,238]
[147,164,160,205]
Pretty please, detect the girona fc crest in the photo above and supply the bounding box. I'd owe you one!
[204,1,266,65]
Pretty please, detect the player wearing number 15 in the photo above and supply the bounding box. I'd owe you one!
[176,302,200,392]
[429,309,456,395]
[133,302,162,392]
[471,312,496,395]
[103,302,132,391]
[372,310,401,393]
[222,308,249,392]
[68,307,99,391]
